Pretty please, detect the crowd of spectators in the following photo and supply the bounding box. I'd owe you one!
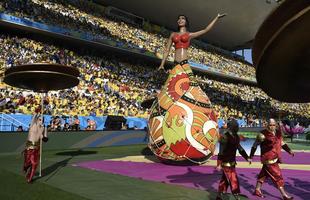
[0,33,163,119]
[0,0,256,79]
[0,33,309,128]
[198,77,309,126]
[47,115,95,131]
[0,0,309,128]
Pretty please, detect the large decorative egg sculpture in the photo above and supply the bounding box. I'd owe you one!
[148,62,219,164]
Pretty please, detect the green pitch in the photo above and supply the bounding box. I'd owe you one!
[0,144,309,200]
[0,145,247,200]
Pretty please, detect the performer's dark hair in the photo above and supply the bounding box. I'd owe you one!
[227,119,239,129]
[177,14,190,31]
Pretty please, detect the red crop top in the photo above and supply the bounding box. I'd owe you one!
[172,32,190,49]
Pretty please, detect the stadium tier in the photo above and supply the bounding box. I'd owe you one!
[0,0,256,79]
[0,0,309,132]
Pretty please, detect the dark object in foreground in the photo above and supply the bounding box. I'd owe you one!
[141,97,156,109]
[252,0,310,103]
[4,63,80,92]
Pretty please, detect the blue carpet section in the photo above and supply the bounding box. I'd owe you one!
[111,137,147,146]
[87,132,125,147]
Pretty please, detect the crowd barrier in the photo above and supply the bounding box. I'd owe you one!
[0,114,247,132]
[0,114,148,131]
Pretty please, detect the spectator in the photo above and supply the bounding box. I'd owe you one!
[86,119,96,131]
[17,125,24,132]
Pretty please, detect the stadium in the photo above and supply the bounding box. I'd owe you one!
[0,0,309,199]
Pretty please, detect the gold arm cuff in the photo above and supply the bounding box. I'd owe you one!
[221,161,237,167]
[262,158,278,165]
[257,133,265,142]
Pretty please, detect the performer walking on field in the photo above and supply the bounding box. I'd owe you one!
[216,119,249,200]
[249,118,294,200]
[23,114,48,183]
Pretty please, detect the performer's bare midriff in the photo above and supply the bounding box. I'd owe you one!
[27,116,45,143]
[174,49,188,63]
[148,13,226,164]
[23,114,48,183]
[158,14,226,70]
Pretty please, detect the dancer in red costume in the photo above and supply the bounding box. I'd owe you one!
[249,118,294,200]
[23,114,48,183]
[216,119,249,200]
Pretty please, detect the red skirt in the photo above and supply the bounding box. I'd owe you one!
[218,166,240,194]
[23,148,40,182]
[257,163,284,188]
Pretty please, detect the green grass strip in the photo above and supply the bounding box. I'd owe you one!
[0,169,90,200]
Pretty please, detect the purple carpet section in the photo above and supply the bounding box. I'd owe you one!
[211,151,310,165]
[74,160,310,200]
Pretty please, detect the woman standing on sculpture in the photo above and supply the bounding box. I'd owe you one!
[158,13,226,70]
[148,14,226,163]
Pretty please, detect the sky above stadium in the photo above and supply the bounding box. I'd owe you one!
[236,49,253,64]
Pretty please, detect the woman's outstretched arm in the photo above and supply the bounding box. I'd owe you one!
[190,13,226,39]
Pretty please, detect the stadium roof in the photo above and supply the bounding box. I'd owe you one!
[96,0,279,50]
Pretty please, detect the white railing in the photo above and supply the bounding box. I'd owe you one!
[0,113,29,131]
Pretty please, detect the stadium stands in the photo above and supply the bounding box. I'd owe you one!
[1,0,256,79]
[0,0,309,131]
